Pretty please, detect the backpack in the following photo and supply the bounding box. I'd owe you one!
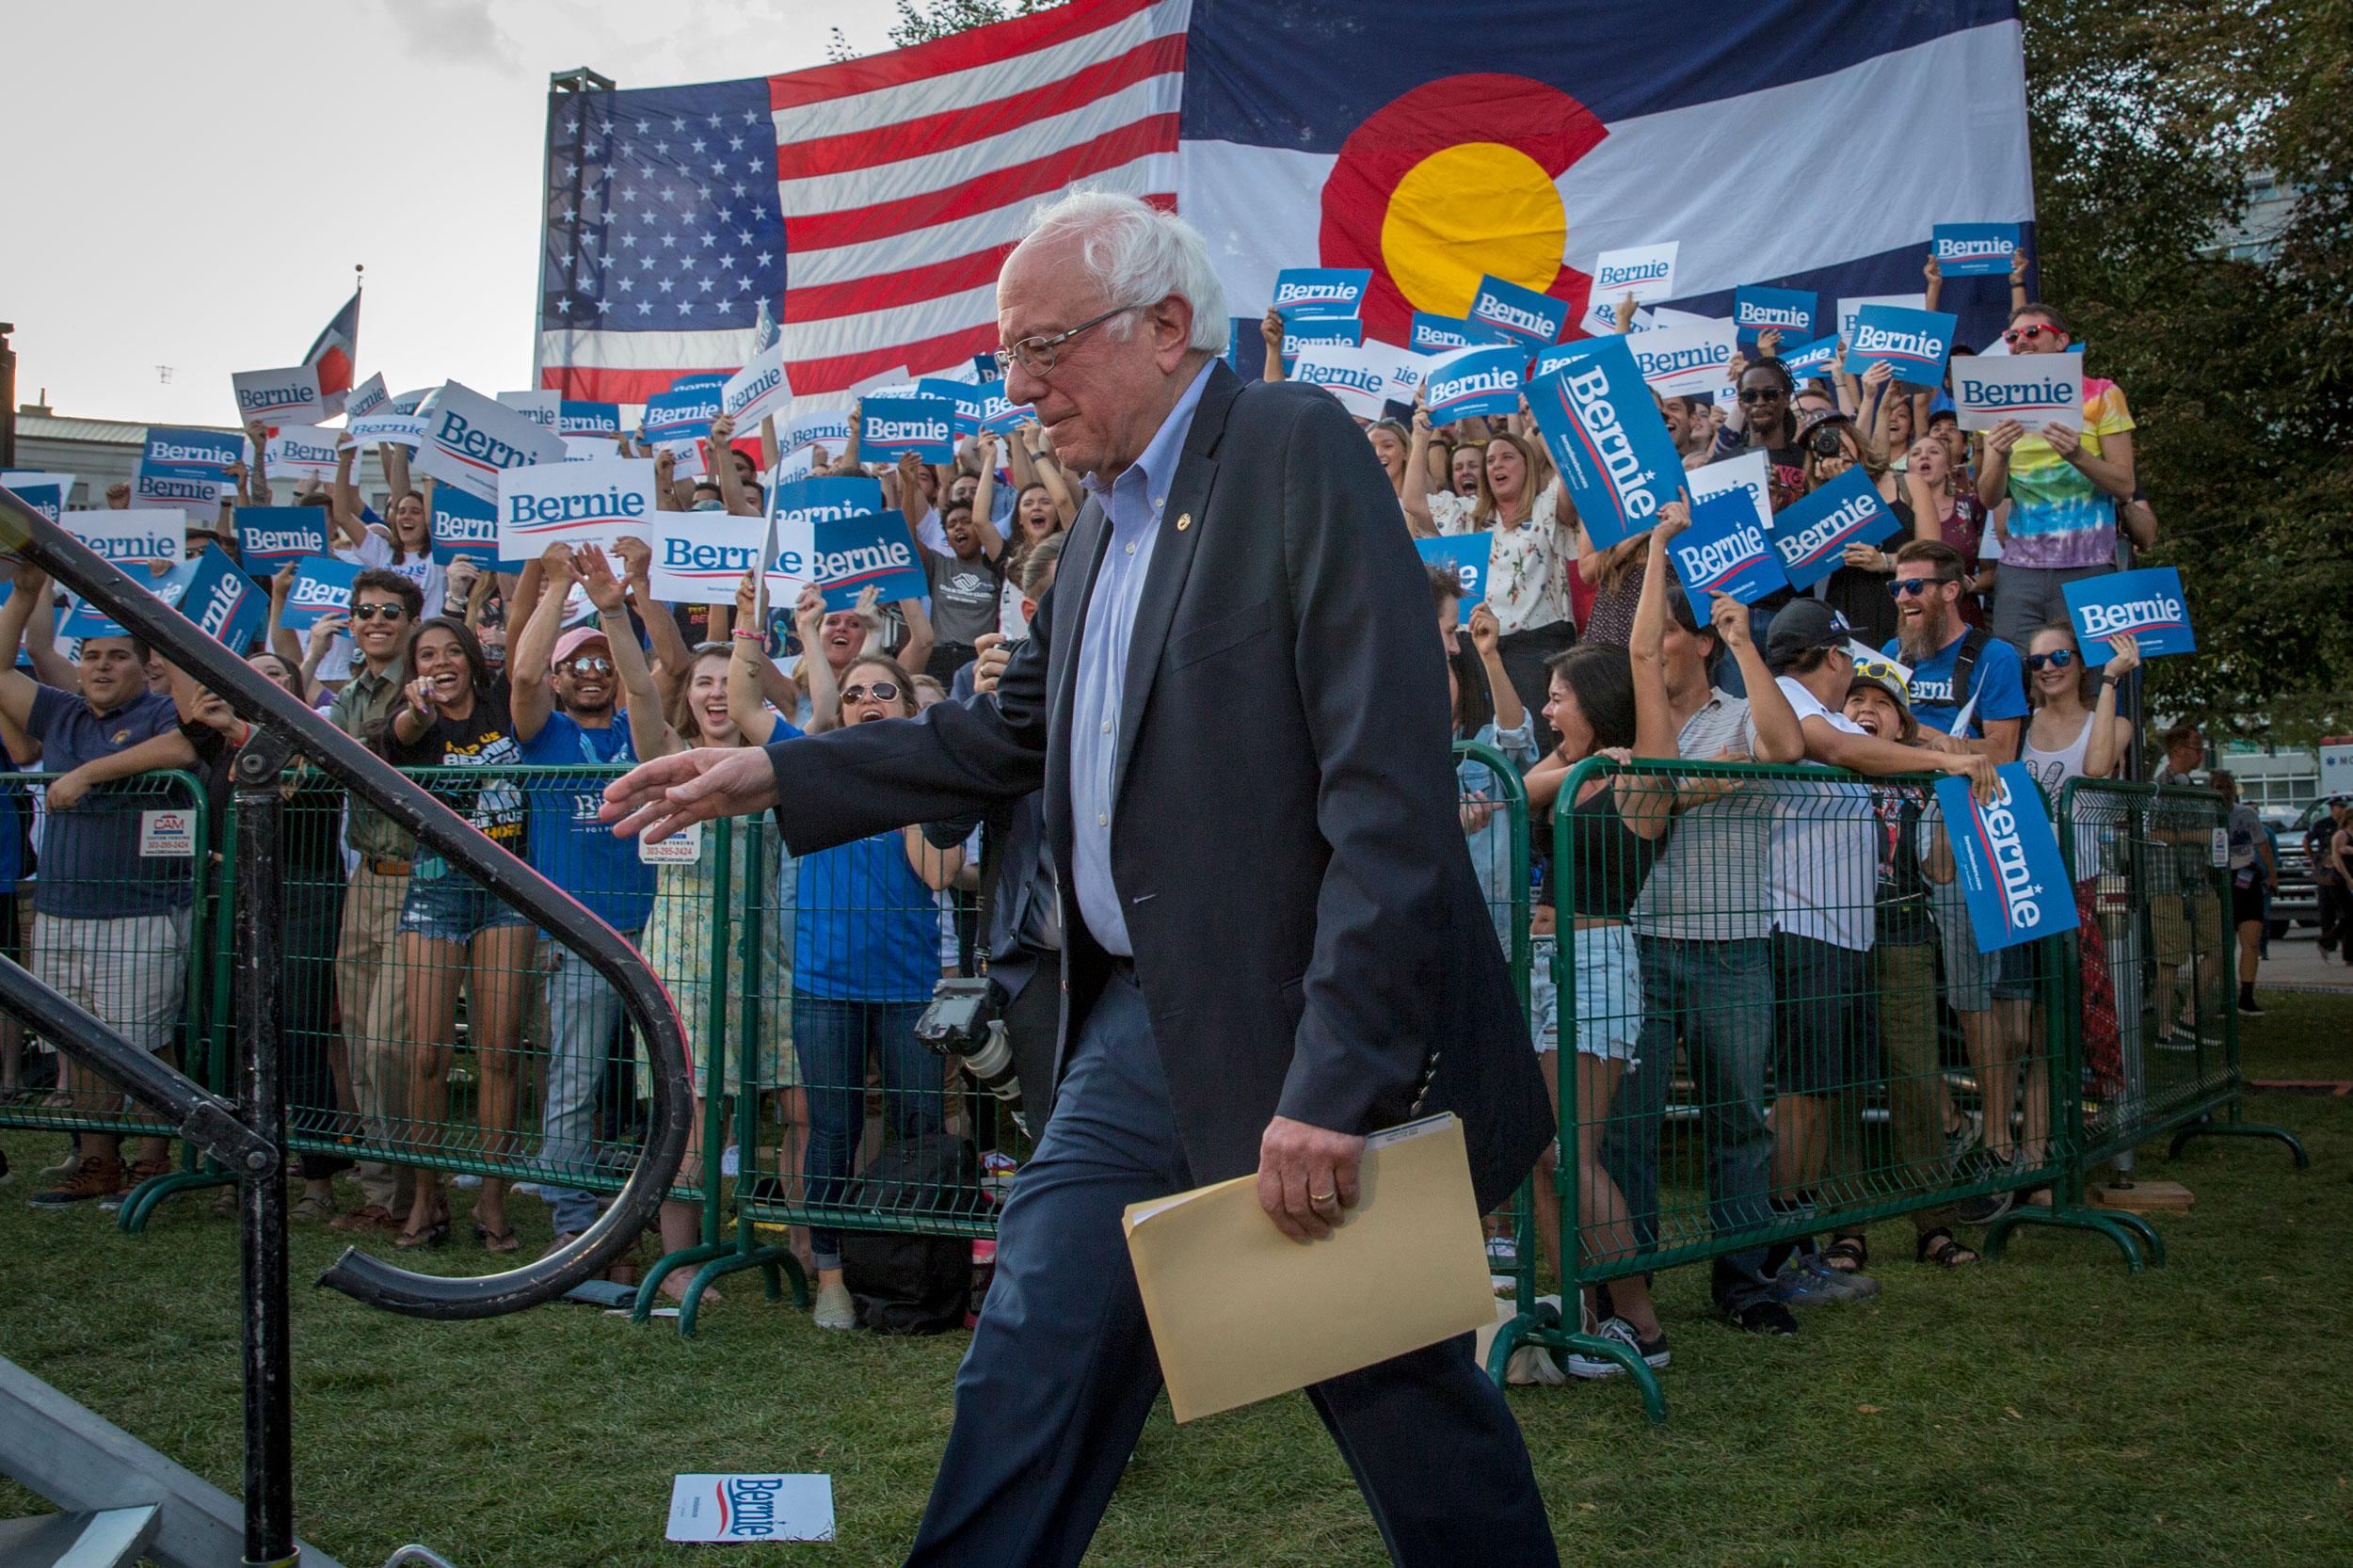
[840,1132,987,1336]
[1945,626,1994,733]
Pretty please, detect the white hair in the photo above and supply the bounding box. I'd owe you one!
[1023,188,1227,353]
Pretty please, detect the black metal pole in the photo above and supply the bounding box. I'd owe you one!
[235,734,296,1568]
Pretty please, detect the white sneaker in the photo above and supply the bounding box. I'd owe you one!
[1564,1316,1671,1380]
[812,1281,857,1331]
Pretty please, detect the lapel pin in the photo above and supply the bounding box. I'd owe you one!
[1176,512,1192,533]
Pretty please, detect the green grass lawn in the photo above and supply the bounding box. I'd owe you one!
[3,994,2349,1568]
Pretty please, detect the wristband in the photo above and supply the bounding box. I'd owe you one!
[731,629,764,642]
[2101,673,2122,687]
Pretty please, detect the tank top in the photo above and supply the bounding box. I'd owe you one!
[2022,711,2103,878]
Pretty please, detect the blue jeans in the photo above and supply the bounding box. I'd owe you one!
[792,993,940,1272]
[538,936,633,1237]
[1603,936,1777,1312]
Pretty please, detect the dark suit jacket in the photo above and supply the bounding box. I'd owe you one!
[766,360,1551,1211]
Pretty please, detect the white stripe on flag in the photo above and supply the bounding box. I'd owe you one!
[1553,23,2031,294]
[776,282,1000,363]
[768,0,1191,142]
[537,326,760,369]
[774,73,1181,214]
[785,151,1180,280]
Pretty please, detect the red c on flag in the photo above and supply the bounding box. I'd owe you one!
[1317,73,1608,344]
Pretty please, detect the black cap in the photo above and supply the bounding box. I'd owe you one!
[1766,600,1853,672]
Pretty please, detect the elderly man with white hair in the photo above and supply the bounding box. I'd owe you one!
[605,189,1558,1567]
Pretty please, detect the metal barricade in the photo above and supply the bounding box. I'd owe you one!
[0,768,217,1222]
[1496,756,2142,1420]
[2047,780,2306,1203]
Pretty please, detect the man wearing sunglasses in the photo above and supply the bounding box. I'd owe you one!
[511,543,660,1253]
[605,189,1558,1567]
[1974,302,2138,652]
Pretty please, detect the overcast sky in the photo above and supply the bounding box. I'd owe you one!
[2,0,902,428]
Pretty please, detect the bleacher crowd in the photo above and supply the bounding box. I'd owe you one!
[0,232,2265,1371]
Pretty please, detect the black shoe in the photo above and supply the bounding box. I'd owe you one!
[2237,996,2265,1016]
[1723,1300,1799,1336]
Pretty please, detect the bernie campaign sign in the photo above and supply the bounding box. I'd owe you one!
[1765,466,1900,590]
[652,504,804,605]
[643,385,724,441]
[1931,222,2020,279]
[1525,335,1685,552]
[1934,762,2079,954]
[1777,335,1841,381]
[1834,293,1927,349]
[724,343,794,429]
[1289,343,1394,420]
[1,480,62,526]
[1947,353,2082,432]
[1415,534,1491,624]
[1591,242,1679,304]
[1842,305,1957,385]
[345,411,426,448]
[858,397,957,464]
[1409,312,1515,354]
[1625,320,1737,399]
[1466,275,1569,346]
[812,515,930,611]
[232,364,326,424]
[280,554,360,631]
[1282,315,1365,367]
[142,427,242,488]
[264,424,343,483]
[1271,267,1371,318]
[234,506,332,569]
[62,508,184,571]
[496,389,562,428]
[1421,345,1524,423]
[972,380,1030,434]
[429,485,522,569]
[2063,567,2196,661]
[1669,488,1788,622]
[559,400,622,437]
[178,546,271,652]
[344,374,390,421]
[414,382,567,503]
[918,377,987,435]
[495,456,660,560]
[1731,286,1817,349]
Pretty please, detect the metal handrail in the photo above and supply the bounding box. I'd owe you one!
[0,489,696,1320]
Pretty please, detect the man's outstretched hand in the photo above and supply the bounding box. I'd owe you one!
[1257,1114,1368,1242]
[600,747,778,842]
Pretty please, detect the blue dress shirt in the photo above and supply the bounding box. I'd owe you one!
[1068,360,1217,955]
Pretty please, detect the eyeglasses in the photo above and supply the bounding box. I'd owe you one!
[840,681,901,706]
[2002,322,2062,347]
[1736,386,1784,403]
[562,656,615,676]
[995,302,1146,378]
[1887,576,1956,599]
[350,602,407,621]
[2025,649,2077,671]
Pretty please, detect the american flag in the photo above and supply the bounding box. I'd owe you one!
[538,0,1189,403]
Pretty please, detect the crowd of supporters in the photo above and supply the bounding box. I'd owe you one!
[0,236,2262,1367]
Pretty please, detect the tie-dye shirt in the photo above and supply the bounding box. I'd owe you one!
[2000,376,2135,569]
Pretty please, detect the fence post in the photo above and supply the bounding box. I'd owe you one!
[637,815,737,1325]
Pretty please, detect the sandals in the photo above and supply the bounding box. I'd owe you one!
[473,1222,521,1255]
[1915,1226,1980,1268]
[393,1219,449,1250]
[1821,1236,1869,1274]
[291,1192,340,1223]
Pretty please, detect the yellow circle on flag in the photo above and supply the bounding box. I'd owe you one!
[1379,142,1567,316]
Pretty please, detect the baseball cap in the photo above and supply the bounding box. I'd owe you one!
[1847,662,1910,710]
[1765,600,1852,672]
[550,625,610,672]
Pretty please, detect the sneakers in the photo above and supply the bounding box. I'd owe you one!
[1722,1300,1799,1336]
[1944,1109,1985,1166]
[98,1158,172,1211]
[28,1156,126,1209]
[2237,994,2265,1017]
[812,1280,857,1331]
[1953,1146,2016,1225]
[980,1152,1018,1197]
[1564,1316,1671,1379]
[1772,1254,1880,1305]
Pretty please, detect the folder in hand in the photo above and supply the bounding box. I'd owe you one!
[1121,1112,1497,1422]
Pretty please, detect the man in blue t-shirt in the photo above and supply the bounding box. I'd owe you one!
[512,548,659,1245]
[1882,537,2033,1216]
[0,565,215,1208]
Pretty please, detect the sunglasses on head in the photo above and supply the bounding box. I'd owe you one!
[1852,656,1907,683]
[1737,386,1784,403]
[2002,322,2061,346]
[1887,575,1956,599]
[840,680,900,706]
[350,602,407,621]
[2025,649,2077,671]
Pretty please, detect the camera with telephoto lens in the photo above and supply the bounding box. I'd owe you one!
[917,976,1026,1128]
[1807,425,1848,458]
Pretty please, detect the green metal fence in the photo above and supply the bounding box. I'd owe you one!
[0,768,216,1224]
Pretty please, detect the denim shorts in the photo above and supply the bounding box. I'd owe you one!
[397,854,530,944]
[1529,926,1644,1061]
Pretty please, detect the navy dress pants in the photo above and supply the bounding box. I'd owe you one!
[905,967,1559,1567]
